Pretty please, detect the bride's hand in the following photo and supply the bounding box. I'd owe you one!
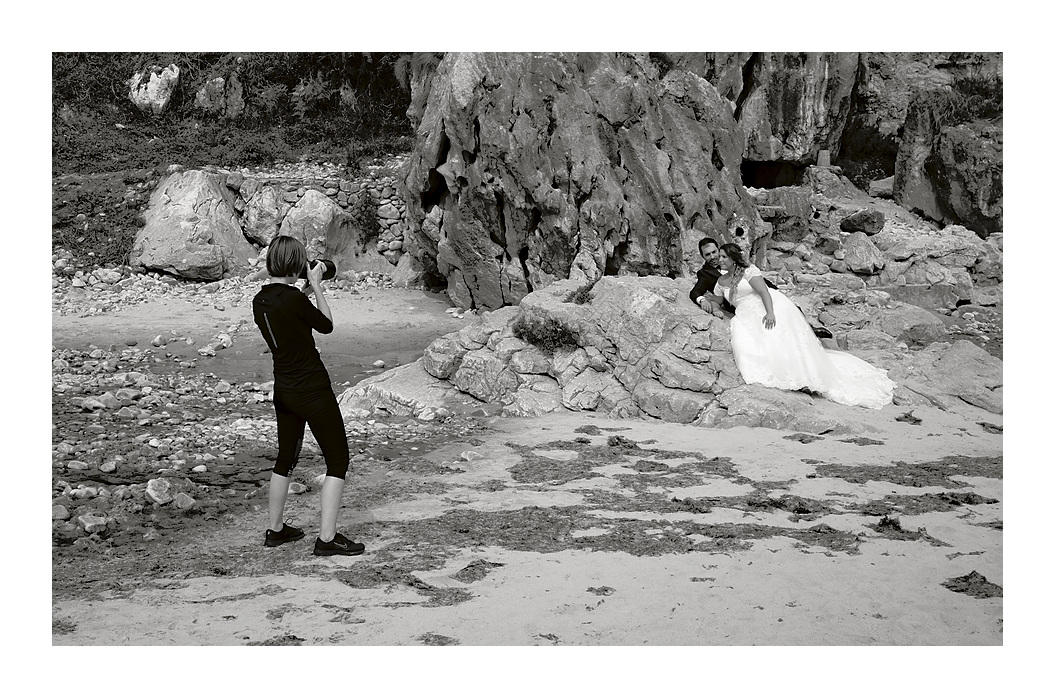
[763,312,776,330]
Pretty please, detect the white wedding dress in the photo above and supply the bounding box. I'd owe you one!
[715,265,896,409]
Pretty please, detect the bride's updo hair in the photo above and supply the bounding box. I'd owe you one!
[720,243,751,303]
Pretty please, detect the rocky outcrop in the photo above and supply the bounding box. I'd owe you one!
[894,89,1003,234]
[839,53,955,181]
[403,52,761,311]
[336,270,1001,430]
[869,223,1000,310]
[737,53,860,164]
[130,170,256,280]
[890,340,1003,414]
[127,64,181,116]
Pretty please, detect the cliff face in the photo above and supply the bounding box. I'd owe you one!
[893,90,1003,234]
[403,52,761,311]
[400,52,1002,309]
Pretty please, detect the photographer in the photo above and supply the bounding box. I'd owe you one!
[252,236,363,556]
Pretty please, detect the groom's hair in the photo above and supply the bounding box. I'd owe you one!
[698,236,720,253]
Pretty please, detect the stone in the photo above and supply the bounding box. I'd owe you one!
[879,283,961,312]
[145,477,175,505]
[868,176,894,198]
[77,514,108,534]
[839,209,886,235]
[278,190,365,272]
[242,185,292,246]
[895,340,1002,413]
[130,170,256,280]
[866,304,946,345]
[697,384,861,434]
[843,232,885,274]
[403,52,759,310]
[173,493,197,511]
[288,482,308,494]
[128,64,180,116]
[52,505,71,521]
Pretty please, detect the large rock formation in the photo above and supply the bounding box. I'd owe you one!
[403,52,761,311]
[130,170,256,280]
[894,90,1003,234]
[838,53,956,183]
[736,52,860,165]
[337,271,1001,431]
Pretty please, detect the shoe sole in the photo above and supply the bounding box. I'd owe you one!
[313,546,365,556]
[265,533,305,547]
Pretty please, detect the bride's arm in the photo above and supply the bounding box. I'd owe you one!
[748,276,776,329]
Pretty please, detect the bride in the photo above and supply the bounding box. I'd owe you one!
[709,243,896,409]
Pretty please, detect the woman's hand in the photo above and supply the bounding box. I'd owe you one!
[762,312,776,330]
[307,260,325,287]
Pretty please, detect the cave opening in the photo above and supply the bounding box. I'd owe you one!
[741,160,808,189]
[605,241,629,276]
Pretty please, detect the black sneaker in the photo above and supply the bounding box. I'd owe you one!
[313,532,365,556]
[265,523,305,547]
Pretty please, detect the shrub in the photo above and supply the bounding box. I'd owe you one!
[512,314,582,354]
[563,279,598,305]
[936,70,1003,126]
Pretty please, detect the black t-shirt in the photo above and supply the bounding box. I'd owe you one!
[252,283,334,392]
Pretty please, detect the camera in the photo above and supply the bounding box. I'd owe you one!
[299,259,337,281]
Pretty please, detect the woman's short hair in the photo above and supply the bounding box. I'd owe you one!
[266,236,307,278]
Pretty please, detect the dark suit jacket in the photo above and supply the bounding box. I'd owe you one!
[690,264,776,314]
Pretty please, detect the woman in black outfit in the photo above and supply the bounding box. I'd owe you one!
[252,236,364,556]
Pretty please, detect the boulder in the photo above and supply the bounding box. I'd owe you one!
[128,64,180,116]
[843,232,885,274]
[278,190,367,274]
[893,340,1002,413]
[337,361,478,420]
[242,185,292,246]
[868,176,894,198]
[865,304,946,345]
[194,74,245,119]
[879,284,961,312]
[130,170,256,280]
[403,52,760,311]
[145,478,175,505]
[839,209,886,235]
[696,384,865,434]
[737,53,859,164]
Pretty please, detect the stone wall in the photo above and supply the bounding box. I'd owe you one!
[207,156,413,266]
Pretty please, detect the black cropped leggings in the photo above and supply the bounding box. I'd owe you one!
[272,386,349,480]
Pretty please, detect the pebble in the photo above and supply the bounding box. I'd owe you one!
[77,514,108,534]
